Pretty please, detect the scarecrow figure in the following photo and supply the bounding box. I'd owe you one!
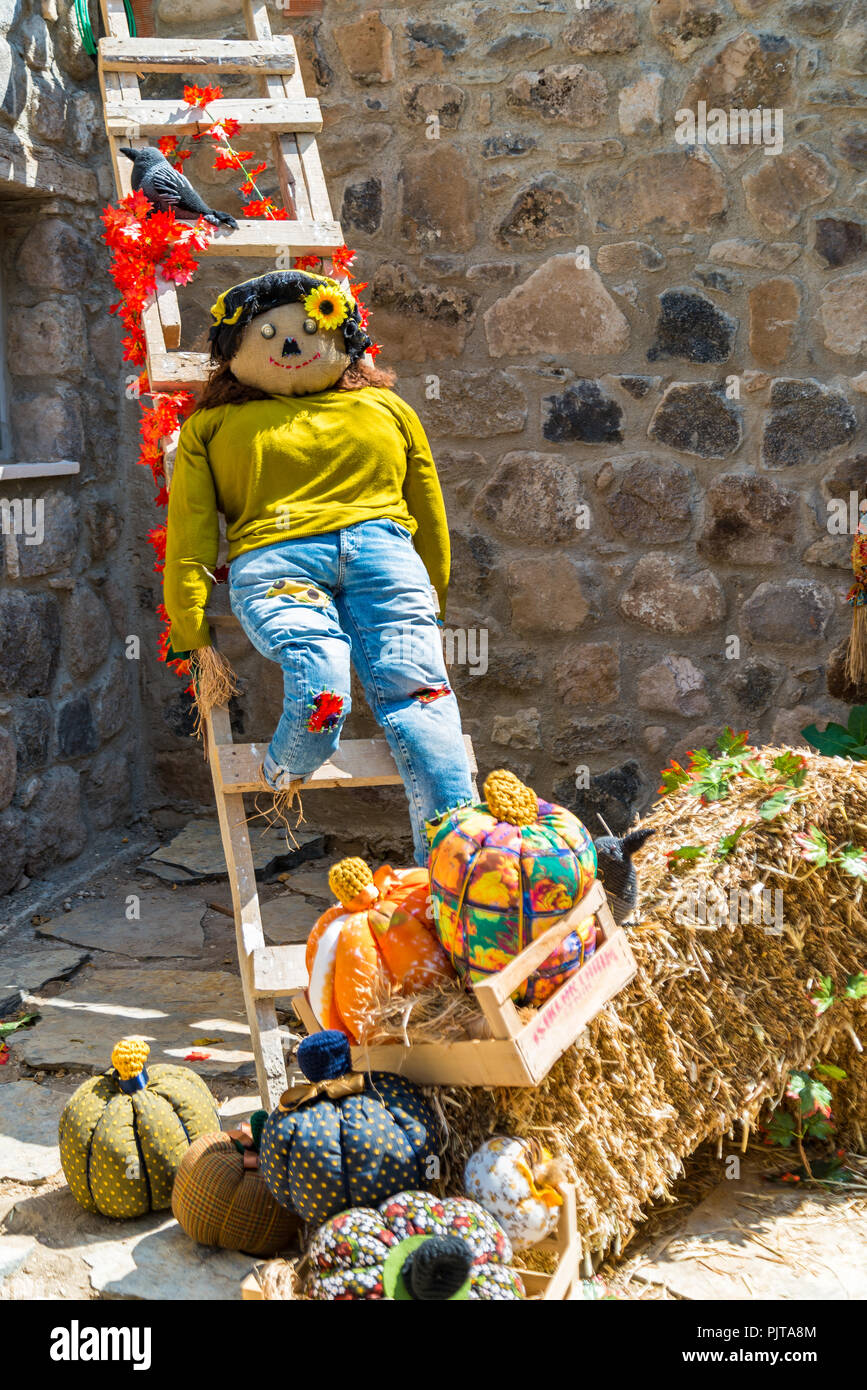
[163,270,474,864]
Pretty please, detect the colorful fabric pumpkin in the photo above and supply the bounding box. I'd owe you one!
[259,1031,438,1227]
[428,769,599,1006]
[464,1136,565,1250]
[307,1189,525,1300]
[305,857,455,1043]
[59,1037,219,1219]
[171,1109,300,1256]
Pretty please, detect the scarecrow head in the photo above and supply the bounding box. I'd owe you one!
[208,269,372,397]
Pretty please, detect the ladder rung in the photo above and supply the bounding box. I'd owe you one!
[252,944,308,998]
[105,97,321,136]
[99,36,297,75]
[219,737,411,792]
[196,218,342,258]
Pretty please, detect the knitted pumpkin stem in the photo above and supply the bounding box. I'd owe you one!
[328,857,376,909]
[191,646,239,739]
[111,1036,150,1081]
[483,769,539,826]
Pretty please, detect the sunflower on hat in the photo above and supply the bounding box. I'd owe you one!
[304,283,349,330]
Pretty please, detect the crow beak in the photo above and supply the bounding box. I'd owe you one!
[282,337,301,357]
[119,148,137,160]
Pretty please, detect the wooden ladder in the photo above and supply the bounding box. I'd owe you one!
[97,1,477,1110]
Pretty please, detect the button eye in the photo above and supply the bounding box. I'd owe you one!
[302,317,318,335]
[260,323,276,339]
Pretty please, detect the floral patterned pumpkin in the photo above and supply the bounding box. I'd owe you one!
[428,770,598,1006]
[305,857,454,1043]
[307,1190,525,1300]
[464,1136,564,1250]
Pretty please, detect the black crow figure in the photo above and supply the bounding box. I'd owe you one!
[120,146,239,229]
[593,827,656,924]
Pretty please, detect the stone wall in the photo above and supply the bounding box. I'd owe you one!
[143,0,866,849]
[0,0,138,896]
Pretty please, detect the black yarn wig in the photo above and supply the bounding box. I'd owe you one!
[208,270,372,366]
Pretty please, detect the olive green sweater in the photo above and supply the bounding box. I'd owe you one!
[164,386,450,651]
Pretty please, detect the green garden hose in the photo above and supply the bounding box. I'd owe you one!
[74,0,137,60]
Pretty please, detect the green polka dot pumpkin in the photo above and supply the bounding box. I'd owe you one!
[59,1037,220,1219]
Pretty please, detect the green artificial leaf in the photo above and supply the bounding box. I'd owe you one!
[667,845,709,863]
[847,706,867,745]
[0,1014,36,1037]
[804,1115,834,1143]
[658,760,691,796]
[765,1109,796,1147]
[741,759,772,782]
[814,1062,848,1081]
[811,975,836,1015]
[794,825,830,866]
[843,972,867,1001]
[759,788,796,821]
[718,824,747,857]
[772,752,808,785]
[686,746,714,772]
[801,721,858,757]
[837,845,867,879]
[787,1070,833,1119]
[716,727,751,758]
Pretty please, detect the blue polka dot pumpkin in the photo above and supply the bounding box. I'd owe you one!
[58,1037,220,1219]
[307,1190,525,1300]
[259,1031,438,1227]
[428,769,599,1006]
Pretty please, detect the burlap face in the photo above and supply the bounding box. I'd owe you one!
[230,301,350,397]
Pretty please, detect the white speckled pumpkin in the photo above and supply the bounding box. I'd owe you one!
[464,1136,564,1250]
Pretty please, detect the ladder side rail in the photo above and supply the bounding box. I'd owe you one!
[243,0,310,220]
[206,703,289,1107]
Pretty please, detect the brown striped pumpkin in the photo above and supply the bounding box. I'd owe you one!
[172,1124,300,1257]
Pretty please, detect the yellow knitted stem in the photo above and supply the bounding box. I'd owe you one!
[483,769,539,826]
[328,857,374,907]
[111,1036,150,1080]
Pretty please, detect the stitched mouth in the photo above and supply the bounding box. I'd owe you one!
[269,352,322,371]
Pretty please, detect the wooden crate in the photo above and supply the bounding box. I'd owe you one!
[240,1187,583,1301]
[293,879,637,1087]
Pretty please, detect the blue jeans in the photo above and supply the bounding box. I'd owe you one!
[229,518,475,865]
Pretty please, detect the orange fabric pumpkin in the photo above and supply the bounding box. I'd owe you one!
[305,858,455,1043]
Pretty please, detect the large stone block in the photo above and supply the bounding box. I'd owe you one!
[496,176,581,248]
[472,452,587,544]
[5,491,79,579]
[743,144,836,234]
[506,64,607,125]
[506,555,594,634]
[485,254,630,358]
[0,592,60,696]
[647,288,737,364]
[421,369,527,438]
[566,3,638,54]
[11,391,84,462]
[340,178,381,235]
[0,807,25,895]
[6,297,87,378]
[619,554,725,634]
[637,655,710,717]
[85,749,132,833]
[542,380,623,445]
[762,379,856,467]
[0,725,15,809]
[742,579,835,644]
[56,694,98,758]
[820,270,867,356]
[25,766,86,875]
[370,263,476,360]
[586,152,726,234]
[64,585,112,681]
[698,473,799,565]
[398,144,475,252]
[649,1,727,60]
[14,699,51,771]
[603,456,694,542]
[648,383,742,459]
[553,642,621,706]
[748,278,801,365]
[683,30,795,109]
